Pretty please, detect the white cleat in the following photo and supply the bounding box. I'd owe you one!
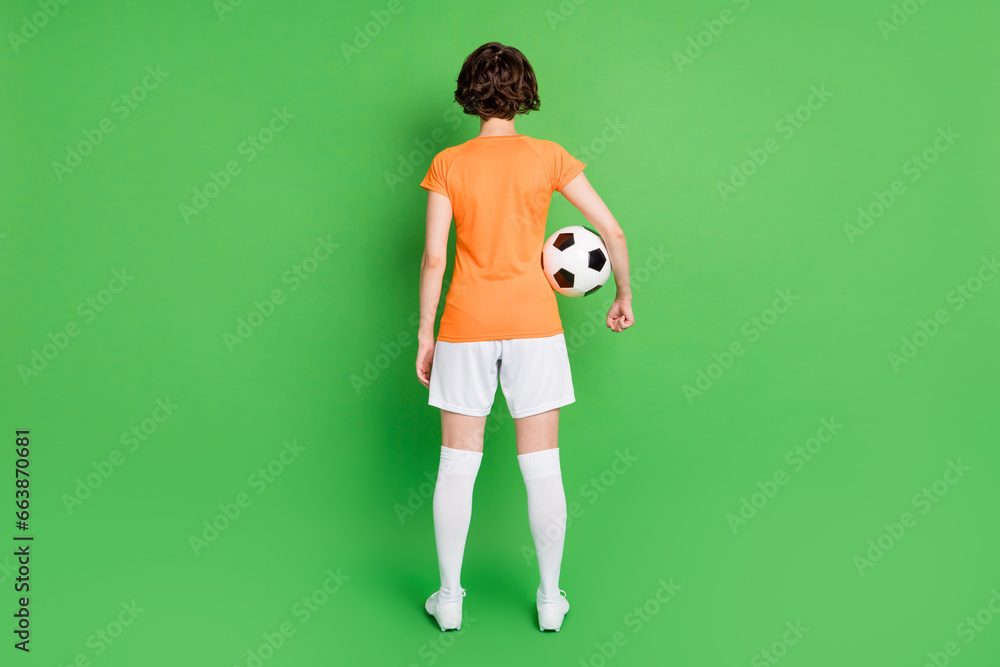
[537,589,569,632]
[425,588,466,631]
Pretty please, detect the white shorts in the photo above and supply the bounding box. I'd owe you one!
[428,333,575,419]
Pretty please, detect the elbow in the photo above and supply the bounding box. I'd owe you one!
[607,226,626,242]
[422,254,446,269]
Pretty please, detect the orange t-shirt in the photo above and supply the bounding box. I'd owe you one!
[420,134,586,343]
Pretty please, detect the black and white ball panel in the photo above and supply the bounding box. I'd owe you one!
[541,225,612,297]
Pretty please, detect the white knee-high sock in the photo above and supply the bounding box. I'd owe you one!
[518,448,567,600]
[432,446,483,601]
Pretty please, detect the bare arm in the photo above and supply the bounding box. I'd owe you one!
[559,172,635,332]
[415,190,452,386]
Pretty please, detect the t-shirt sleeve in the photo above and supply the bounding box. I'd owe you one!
[419,151,450,198]
[551,142,586,191]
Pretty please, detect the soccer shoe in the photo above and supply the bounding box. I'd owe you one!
[536,589,570,632]
[425,588,466,631]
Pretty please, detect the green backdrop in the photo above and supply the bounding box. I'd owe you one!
[2,0,998,665]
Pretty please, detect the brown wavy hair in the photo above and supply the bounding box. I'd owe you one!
[454,42,541,120]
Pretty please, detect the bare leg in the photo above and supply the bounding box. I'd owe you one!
[441,409,487,453]
[514,408,559,455]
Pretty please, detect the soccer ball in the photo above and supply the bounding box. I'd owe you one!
[541,225,611,297]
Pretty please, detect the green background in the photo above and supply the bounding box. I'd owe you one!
[2,0,998,665]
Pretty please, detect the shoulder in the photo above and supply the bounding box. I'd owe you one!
[522,135,572,150]
[519,136,574,160]
[520,135,558,152]
[428,141,473,167]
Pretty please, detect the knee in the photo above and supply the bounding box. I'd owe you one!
[443,431,484,453]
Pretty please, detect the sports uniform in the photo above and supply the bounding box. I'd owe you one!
[420,134,586,418]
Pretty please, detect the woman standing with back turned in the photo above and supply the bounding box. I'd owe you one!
[415,41,634,633]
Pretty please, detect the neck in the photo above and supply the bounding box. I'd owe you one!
[477,117,518,137]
